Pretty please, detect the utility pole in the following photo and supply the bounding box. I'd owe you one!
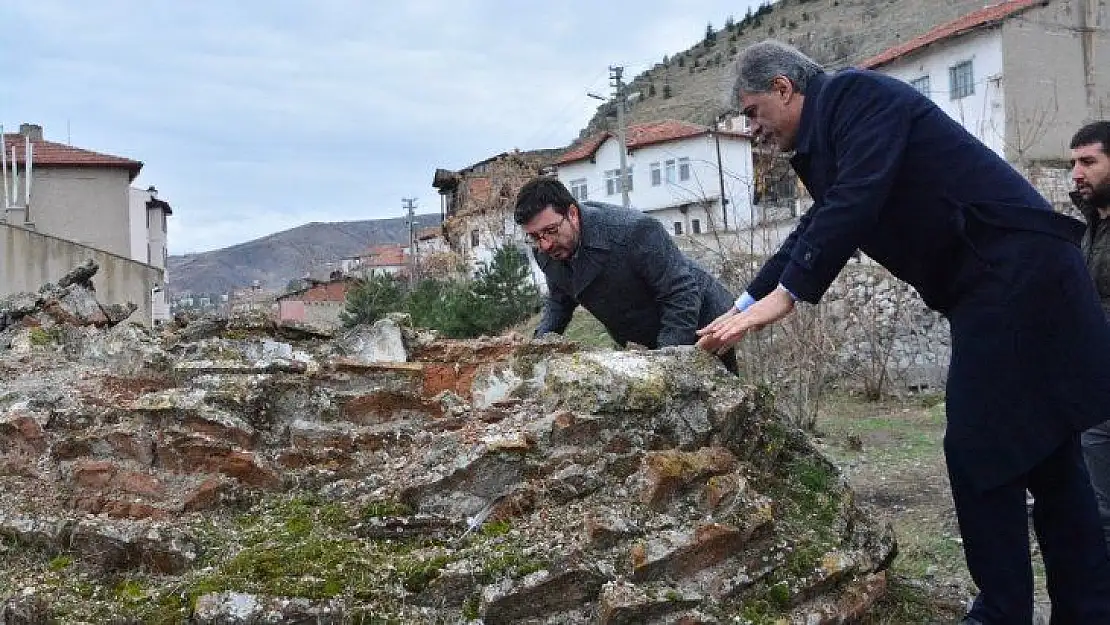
[610,65,631,209]
[714,130,732,232]
[403,197,417,288]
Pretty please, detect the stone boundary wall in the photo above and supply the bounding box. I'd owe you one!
[0,223,162,327]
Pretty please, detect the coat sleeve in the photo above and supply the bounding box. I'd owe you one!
[778,73,910,303]
[629,218,702,347]
[534,285,576,337]
[745,206,816,299]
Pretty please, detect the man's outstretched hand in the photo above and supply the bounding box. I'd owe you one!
[695,287,796,354]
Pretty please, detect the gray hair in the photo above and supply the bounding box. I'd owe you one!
[727,40,824,108]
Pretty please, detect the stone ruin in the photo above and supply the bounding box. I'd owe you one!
[0,263,896,624]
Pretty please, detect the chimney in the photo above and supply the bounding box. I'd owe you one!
[18,124,43,141]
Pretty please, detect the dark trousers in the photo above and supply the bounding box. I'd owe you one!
[950,435,1110,624]
[1082,419,1110,555]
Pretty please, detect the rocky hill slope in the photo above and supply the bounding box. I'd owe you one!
[0,265,896,623]
[584,0,995,135]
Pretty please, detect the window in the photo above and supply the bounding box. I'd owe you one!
[650,162,662,186]
[678,157,691,181]
[909,75,930,98]
[657,158,674,183]
[673,222,683,235]
[605,169,620,195]
[470,229,480,248]
[604,170,617,195]
[605,168,633,195]
[569,178,588,201]
[949,60,974,100]
[691,219,701,234]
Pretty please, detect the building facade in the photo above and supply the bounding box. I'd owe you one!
[555,120,755,237]
[860,0,1110,209]
[1,123,172,325]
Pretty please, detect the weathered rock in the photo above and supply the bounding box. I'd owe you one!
[56,259,97,289]
[0,592,52,624]
[598,580,702,625]
[193,592,344,624]
[481,568,608,624]
[335,315,408,364]
[0,299,898,623]
[69,519,197,574]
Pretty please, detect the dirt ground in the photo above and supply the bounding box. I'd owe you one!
[813,392,1051,624]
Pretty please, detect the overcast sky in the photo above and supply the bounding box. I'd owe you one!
[1,1,763,255]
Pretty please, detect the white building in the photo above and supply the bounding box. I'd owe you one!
[555,120,754,238]
[860,0,1110,193]
[128,185,172,322]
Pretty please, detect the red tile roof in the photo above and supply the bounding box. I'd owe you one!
[416,226,442,241]
[359,244,407,267]
[860,0,1043,69]
[556,119,749,166]
[1,133,143,180]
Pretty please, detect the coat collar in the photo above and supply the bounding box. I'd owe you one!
[567,203,613,296]
[791,71,828,157]
[535,202,615,298]
[575,202,614,253]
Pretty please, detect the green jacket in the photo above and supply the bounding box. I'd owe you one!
[1075,191,1110,319]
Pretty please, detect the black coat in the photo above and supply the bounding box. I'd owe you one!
[534,202,735,349]
[748,69,1110,490]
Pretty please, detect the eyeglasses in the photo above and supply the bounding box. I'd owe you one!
[524,215,568,244]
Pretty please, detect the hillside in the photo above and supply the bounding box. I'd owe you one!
[583,0,993,135]
[167,214,441,295]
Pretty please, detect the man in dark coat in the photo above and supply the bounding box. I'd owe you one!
[514,177,737,370]
[697,40,1110,624]
[1069,120,1110,555]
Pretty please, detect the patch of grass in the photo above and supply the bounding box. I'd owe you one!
[360,500,413,519]
[461,594,481,620]
[479,519,512,538]
[47,555,73,572]
[861,575,965,624]
[28,326,63,346]
[476,541,548,581]
[398,555,451,593]
[887,516,964,580]
[515,309,616,348]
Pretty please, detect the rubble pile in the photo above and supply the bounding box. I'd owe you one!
[0,271,896,624]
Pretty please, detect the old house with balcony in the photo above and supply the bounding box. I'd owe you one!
[432,149,561,288]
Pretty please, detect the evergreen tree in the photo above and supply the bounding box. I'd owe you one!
[468,244,540,335]
[339,273,405,327]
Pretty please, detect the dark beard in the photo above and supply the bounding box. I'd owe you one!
[1087,181,1110,209]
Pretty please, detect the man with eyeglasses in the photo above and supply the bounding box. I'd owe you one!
[514,177,737,372]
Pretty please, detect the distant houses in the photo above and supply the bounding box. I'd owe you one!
[276,277,356,329]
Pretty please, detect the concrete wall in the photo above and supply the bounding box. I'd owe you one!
[29,167,132,258]
[0,223,163,326]
[1003,0,1110,164]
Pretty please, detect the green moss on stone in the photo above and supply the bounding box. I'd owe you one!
[28,326,62,346]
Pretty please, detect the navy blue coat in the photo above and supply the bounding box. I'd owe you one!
[534,202,735,349]
[748,69,1110,490]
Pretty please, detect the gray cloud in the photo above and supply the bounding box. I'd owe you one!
[1,0,757,253]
